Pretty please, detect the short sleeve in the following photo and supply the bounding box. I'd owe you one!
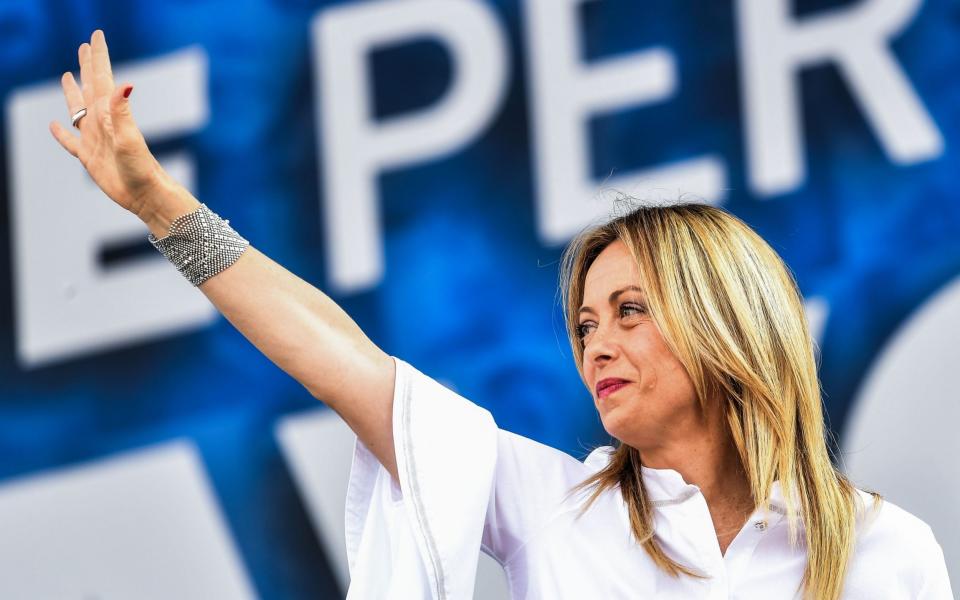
[344,356,498,600]
[343,356,600,600]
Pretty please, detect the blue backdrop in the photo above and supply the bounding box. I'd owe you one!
[1,0,958,597]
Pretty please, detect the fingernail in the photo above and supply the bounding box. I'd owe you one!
[123,85,133,98]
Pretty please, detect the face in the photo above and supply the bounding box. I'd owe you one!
[578,240,702,450]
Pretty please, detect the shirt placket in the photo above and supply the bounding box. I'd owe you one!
[686,492,730,600]
[722,507,786,596]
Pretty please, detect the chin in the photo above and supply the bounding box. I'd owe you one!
[598,410,629,441]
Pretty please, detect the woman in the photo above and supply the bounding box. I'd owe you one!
[50,30,952,599]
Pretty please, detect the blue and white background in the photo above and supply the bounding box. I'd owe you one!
[1,0,957,597]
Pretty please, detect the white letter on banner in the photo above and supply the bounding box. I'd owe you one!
[737,0,943,196]
[313,0,508,293]
[523,0,726,246]
[7,48,211,369]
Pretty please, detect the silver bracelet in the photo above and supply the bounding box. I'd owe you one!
[147,203,249,287]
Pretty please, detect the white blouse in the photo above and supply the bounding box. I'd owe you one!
[343,356,954,599]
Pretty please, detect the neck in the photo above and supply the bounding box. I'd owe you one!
[639,422,753,511]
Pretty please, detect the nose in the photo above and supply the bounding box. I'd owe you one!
[583,322,620,367]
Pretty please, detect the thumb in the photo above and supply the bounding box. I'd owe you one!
[109,83,138,141]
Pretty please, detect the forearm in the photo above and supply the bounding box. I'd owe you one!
[139,181,388,406]
[53,28,398,479]
[203,244,398,479]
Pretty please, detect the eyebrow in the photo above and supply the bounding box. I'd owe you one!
[578,285,645,315]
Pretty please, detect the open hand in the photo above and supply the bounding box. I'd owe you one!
[49,29,167,219]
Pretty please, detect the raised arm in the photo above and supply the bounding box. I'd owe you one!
[48,30,400,484]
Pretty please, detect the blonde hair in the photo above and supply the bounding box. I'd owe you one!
[558,199,880,600]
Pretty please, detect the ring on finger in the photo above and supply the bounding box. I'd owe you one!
[71,107,88,129]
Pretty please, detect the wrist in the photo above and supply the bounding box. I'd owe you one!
[146,202,250,287]
[136,176,202,239]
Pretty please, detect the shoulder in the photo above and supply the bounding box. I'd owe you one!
[854,488,935,547]
[494,430,604,484]
[489,432,614,519]
[482,434,613,560]
[848,488,949,593]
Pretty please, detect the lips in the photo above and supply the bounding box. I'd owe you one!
[596,378,630,399]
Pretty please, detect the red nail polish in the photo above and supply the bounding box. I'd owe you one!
[123,85,133,98]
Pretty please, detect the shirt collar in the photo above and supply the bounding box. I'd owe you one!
[586,446,796,513]
[642,464,796,514]
[640,464,700,505]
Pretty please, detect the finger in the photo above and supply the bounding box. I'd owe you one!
[49,120,80,158]
[91,29,115,99]
[78,43,93,106]
[109,83,138,146]
[60,71,85,115]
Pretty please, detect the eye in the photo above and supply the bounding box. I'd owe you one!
[576,303,646,340]
[574,323,592,339]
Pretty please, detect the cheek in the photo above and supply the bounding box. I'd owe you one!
[661,354,696,396]
[640,363,658,393]
[638,336,691,393]
[623,352,695,415]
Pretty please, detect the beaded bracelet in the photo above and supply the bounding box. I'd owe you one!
[147,203,249,287]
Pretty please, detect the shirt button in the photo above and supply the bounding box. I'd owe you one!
[754,520,768,531]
